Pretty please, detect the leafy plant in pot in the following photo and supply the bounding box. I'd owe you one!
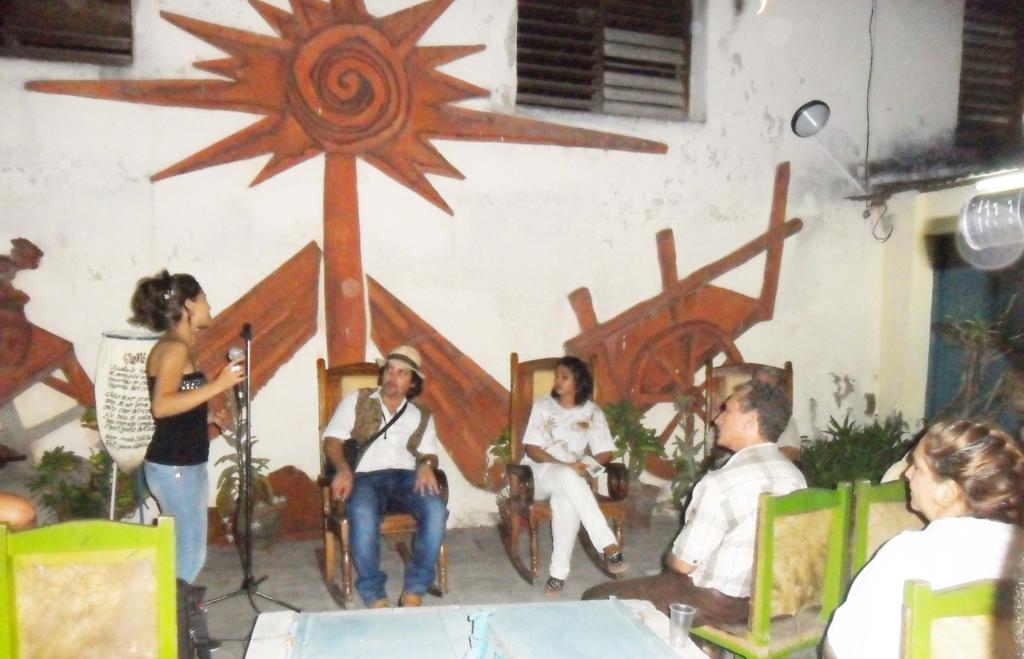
[931,301,1024,423]
[29,446,142,522]
[603,400,666,528]
[214,402,284,550]
[485,426,512,493]
[800,412,912,489]
[666,395,701,515]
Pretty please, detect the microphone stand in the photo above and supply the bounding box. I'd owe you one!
[204,323,300,622]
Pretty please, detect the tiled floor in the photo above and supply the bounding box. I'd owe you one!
[198,514,683,658]
[4,457,698,657]
[4,456,823,658]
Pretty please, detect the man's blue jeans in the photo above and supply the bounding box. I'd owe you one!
[144,460,208,583]
[348,469,448,605]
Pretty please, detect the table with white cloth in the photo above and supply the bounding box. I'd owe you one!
[246,598,709,659]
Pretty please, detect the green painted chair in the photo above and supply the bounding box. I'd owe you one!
[691,484,851,659]
[0,517,178,659]
[901,578,1016,659]
[849,479,924,576]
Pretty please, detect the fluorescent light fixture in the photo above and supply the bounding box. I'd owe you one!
[957,188,1024,270]
[975,170,1024,193]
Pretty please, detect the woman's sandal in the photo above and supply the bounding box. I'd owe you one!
[544,576,564,596]
[604,551,629,575]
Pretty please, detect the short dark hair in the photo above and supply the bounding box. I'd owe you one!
[549,356,593,406]
[128,269,203,331]
[734,380,791,443]
[378,364,424,400]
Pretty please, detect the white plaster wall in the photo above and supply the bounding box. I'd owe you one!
[0,0,964,524]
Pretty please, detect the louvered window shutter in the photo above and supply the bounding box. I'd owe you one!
[0,0,133,66]
[517,0,692,121]
[956,0,1024,151]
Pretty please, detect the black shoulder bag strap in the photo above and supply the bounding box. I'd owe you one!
[341,400,408,472]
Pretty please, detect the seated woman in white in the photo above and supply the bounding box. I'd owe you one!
[520,356,628,594]
[825,419,1024,658]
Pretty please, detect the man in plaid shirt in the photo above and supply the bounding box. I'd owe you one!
[582,380,806,626]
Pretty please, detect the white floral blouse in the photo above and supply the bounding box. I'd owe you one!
[521,396,615,464]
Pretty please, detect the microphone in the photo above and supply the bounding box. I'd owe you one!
[226,345,246,408]
[227,345,245,368]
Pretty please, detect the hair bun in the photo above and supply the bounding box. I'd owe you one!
[128,269,201,331]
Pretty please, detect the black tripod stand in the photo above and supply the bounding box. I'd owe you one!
[204,323,300,617]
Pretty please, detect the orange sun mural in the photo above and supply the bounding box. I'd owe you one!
[28,0,666,364]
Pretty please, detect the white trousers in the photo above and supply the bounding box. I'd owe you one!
[532,463,618,580]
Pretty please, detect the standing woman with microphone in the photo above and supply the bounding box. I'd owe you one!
[130,270,244,583]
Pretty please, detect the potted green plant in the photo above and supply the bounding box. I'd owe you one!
[79,405,98,430]
[214,411,283,549]
[669,436,699,511]
[28,446,141,521]
[603,400,666,528]
[485,426,512,492]
[666,396,701,514]
[800,413,911,489]
[931,301,1024,422]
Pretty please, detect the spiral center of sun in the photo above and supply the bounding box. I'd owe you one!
[289,25,410,153]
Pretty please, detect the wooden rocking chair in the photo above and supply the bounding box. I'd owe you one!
[499,352,629,584]
[315,358,449,606]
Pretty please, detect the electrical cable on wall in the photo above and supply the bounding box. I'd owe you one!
[864,0,876,192]
[865,0,890,242]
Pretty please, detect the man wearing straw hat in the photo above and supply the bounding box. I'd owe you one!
[322,345,447,609]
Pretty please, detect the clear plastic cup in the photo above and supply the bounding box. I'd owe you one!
[669,603,697,647]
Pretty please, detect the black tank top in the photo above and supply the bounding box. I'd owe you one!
[145,372,209,466]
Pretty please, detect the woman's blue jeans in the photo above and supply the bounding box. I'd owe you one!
[348,469,448,605]
[144,460,208,583]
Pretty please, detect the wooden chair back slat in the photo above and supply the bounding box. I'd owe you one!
[706,361,793,420]
[509,353,563,464]
[748,484,851,645]
[902,578,1016,659]
[0,518,177,659]
[850,480,924,577]
[317,358,379,471]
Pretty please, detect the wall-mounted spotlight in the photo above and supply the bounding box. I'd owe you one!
[790,100,867,195]
[791,100,830,138]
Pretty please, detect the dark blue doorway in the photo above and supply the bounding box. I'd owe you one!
[925,234,1024,434]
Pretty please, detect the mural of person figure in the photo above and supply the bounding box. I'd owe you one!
[0,238,44,369]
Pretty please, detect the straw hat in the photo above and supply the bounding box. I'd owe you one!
[376,345,424,378]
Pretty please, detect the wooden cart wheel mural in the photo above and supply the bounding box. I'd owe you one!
[567,163,803,480]
[627,321,742,477]
[627,321,742,409]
